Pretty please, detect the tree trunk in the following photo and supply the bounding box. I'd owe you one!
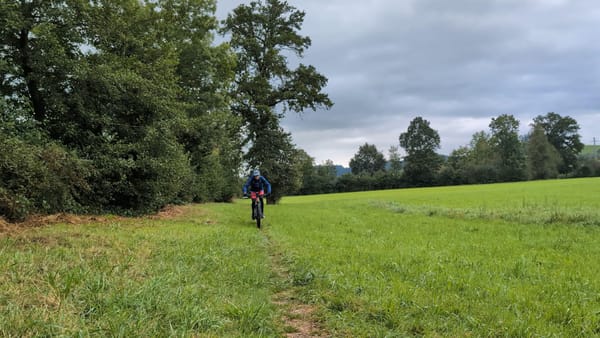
[18,27,46,122]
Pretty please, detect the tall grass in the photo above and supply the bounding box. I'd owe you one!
[0,207,279,337]
[2,178,600,336]
[266,178,600,336]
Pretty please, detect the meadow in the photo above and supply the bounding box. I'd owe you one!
[1,178,599,336]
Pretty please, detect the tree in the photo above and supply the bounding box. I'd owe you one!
[0,0,86,123]
[298,159,338,195]
[245,126,304,204]
[157,0,242,202]
[222,0,333,202]
[438,146,470,185]
[489,114,527,181]
[468,131,496,165]
[388,145,403,175]
[526,123,561,180]
[222,0,333,136]
[349,143,386,176]
[533,112,584,174]
[67,0,202,211]
[399,117,442,186]
[0,132,91,221]
[1,0,246,220]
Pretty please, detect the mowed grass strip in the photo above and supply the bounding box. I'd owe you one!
[266,178,600,336]
[0,206,279,337]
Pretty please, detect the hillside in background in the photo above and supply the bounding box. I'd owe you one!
[581,145,600,158]
[335,165,352,176]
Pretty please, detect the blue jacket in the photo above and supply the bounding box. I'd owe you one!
[243,175,271,195]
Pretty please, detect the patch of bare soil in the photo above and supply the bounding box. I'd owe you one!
[267,242,329,338]
[273,290,328,338]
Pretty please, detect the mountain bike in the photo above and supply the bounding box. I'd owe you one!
[248,191,265,229]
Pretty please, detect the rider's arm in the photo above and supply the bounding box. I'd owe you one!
[261,177,272,194]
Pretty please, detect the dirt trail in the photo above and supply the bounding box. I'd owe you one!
[265,235,329,338]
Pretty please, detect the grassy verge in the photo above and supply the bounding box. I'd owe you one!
[0,206,279,337]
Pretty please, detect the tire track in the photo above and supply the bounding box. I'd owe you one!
[263,232,329,338]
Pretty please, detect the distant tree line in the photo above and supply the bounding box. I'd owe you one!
[0,0,331,221]
[298,113,597,195]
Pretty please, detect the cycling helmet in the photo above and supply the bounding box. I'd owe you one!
[252,169,260,176]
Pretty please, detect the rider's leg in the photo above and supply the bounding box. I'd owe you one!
[251,199,256,219]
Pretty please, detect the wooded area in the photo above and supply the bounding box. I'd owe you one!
[0,0,331,221]
[1,1,597,221]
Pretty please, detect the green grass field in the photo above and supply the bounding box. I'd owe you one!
[2,178,600,336]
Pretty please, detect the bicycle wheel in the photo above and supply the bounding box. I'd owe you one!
[255,199,262,229]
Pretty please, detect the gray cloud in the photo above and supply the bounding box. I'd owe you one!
[218,0,600,165]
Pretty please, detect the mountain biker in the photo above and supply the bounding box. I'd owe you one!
[242,169,271,219]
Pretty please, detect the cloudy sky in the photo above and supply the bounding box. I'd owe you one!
[216,0,600,166]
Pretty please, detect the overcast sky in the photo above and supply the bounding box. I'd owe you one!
[216,0,600,166]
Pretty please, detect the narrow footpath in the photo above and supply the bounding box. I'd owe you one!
[263,231,329,338]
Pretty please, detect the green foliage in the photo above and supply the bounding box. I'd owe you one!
[576,146,600,177]
[437,118,530,186]
[387,145,403,175]
[298,160,338,195]
[222,0,332,134]
[0,0,86,122]
[533,112,584,174]
[80,126,194,214]
[349,143,386,176]
[1,0,243,220]
[526,124,561,180]
[579,145,600,158]
[574,158,600,177]
[222,0,332,202]
[0,133,90,221]
[178,110,243,203]
[438,132,501,185]
[399,117,442,186]
[246,127,305,204]
[489,114,527,181]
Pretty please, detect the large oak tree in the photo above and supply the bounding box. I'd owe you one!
[222,0,332,202]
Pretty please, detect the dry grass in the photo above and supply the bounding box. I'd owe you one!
[0,205,193,236]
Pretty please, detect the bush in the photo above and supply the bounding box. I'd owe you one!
[84,128,194,214]
[574,159,600,178]
[0,134,90,221]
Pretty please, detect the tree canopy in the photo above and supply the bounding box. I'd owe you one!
[222,0,333,203]
[527,123,561,180]
[0,0,241,220]
[399,117,442,186]
[349,143,386,176]
[489,114,527,181]
[533,112,584,174]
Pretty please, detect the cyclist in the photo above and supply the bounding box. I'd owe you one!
[242,169,271,219]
